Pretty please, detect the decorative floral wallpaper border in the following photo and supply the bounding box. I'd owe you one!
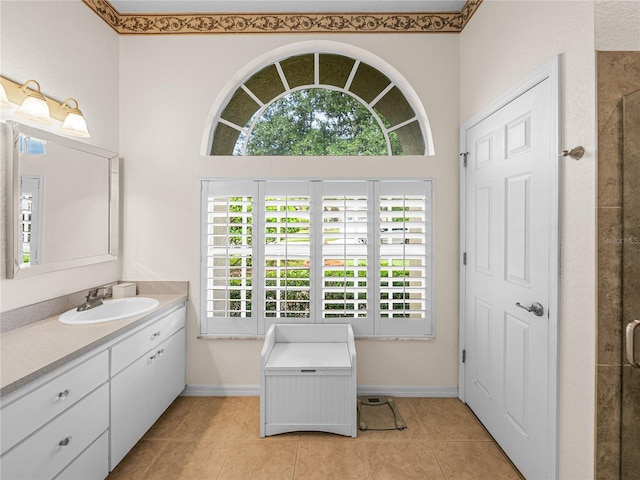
[83,0,482,34]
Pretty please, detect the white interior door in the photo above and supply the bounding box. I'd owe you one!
[460,59,559,480]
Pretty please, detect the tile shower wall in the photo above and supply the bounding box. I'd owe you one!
[621,86,640,480]
[596,51,640,480]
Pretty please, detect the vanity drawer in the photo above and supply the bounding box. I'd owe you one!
[1,350,109,455]
[111,305,185,375]
[54,431,108,480]
[0,383,109,480]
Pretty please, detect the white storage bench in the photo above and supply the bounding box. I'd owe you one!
[260,324,357,438]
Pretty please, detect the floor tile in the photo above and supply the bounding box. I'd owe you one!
[295,440,369,479]
[358,397,430,441]
[140,439,231,480]
[143,396,192,440]
[408,398,491,441]
[218,439,298,480]
[172,396,247,442]
[365,441,446,480]
[106,396,525,480]
[430,442,522,479]
[107,439,167,480]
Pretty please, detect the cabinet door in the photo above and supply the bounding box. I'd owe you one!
[154,327,186,414]
[110,346,158,469]
[110,327,186,470]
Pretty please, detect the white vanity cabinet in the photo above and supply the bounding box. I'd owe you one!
[109,305,186,469]
[0,350,110,480]
[0,297,187,480]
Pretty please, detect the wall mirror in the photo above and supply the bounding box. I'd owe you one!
[5,121,119,278]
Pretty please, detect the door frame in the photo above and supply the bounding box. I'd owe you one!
[458,55,561,479]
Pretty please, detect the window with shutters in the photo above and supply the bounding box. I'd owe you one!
[201,179,432,337]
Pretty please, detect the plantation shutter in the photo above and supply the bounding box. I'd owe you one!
[201,181,258,335]
[318,182,373,336]
[376,181,433,336]
[263,182,312,331]
[201,179,433,337]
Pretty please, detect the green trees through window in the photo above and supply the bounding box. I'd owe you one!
[236,89,402,156]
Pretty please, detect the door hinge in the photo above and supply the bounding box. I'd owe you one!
[462,349,466,363]
[460,152,468,167]
[463,252,467,266]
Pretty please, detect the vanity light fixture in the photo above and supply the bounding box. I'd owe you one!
[59,98,91,138]
[0,83,11,109]
[0,75,91,138]
[16,80,52,124]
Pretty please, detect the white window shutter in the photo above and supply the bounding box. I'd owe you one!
[376,181,433,336]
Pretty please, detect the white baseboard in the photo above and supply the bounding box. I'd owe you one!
[182,384,458,398]
[182,385,258,396]
[357,385,458,398]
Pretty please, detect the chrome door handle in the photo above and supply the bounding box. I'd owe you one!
[626,320,640,368]
[515,302,544,317]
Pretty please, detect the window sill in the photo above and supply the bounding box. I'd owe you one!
[197,334,435,341]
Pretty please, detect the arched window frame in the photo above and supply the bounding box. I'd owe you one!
[201,40,435,156]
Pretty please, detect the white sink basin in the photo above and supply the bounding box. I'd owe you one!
[59,297,160,325]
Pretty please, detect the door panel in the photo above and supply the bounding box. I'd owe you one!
[463,74,556,480]
[505,173,531,286]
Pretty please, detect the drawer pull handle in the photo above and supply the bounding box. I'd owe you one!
[157,348,165,356]
[151,331,161,340]
[58,389,71,400]
[58,436,72,447]
[301,369,316,373]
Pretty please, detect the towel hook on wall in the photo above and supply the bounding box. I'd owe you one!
[561,146,585,161]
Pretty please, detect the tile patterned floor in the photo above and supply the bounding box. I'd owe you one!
[107,396,524,480]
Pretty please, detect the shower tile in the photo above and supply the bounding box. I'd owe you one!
[622,206,640,330]
[598,207,623,365]
[597,50,640,480]
[621,366,640,478]
[596,440,621,480]
[597,103,623,208]
[596,366,622,440]
[623,92,640,208]
[597,52,640,128]
[596,366,622,479]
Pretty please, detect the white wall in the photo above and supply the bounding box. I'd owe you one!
[0,1,120,313]
[118,34,461,390]
[596,0,640,50]
[460,1,596,478]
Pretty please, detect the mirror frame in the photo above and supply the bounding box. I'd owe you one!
[5,121,119,278]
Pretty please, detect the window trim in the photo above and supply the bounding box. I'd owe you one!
[200,40,435,157]
[200,178,434,338]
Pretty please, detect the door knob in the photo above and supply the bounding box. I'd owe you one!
[515,302,544,317]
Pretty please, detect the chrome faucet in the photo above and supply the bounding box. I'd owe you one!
[77,287,109,311]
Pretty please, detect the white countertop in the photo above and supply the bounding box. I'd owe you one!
[0,294,187,397]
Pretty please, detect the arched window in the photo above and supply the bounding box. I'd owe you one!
[204,42,434,156]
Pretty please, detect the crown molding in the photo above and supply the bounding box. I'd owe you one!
[82,0,481,34]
